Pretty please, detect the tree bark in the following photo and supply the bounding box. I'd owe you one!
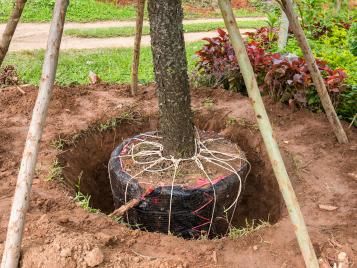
[148,0,195,158]
[131,0,145,96]
[278,0,348,144]
[0,0,27,67]
[278,9,289,50]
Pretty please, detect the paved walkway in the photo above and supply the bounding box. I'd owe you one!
[0,17,264,51]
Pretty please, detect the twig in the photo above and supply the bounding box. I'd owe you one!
[16,86,25,94]
[348,114,356,128]
[131,249,159,261]
[109,198,140,218]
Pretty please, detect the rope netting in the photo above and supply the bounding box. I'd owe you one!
[108,130,251,237]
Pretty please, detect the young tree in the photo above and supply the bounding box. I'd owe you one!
[148,0,195,158]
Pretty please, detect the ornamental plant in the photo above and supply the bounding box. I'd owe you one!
[195,29,347,112]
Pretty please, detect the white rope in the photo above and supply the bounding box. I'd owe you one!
[109,131,251,236]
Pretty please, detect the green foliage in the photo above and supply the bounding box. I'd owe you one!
[0,0,264,22]
[295,0,354,38]
[348,22,357,56]
[47,159,63,181]
[74,173,99,213]
[0,0,137,23]
[196,28,355,125]
[281,24,357,125]
[233,9,264,18]
[337,85,357,126]
[284,28,357,85]
[64,20,266,38]
[248,0,278,13]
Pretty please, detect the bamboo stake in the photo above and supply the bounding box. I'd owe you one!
[278,0,348,144]
[218,0,319,267]
[0,0,27,67]
[0,1,69,267]
[131,0,146,96]
[278,10,289,50]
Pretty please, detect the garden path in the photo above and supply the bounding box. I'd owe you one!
[0,17,263,51]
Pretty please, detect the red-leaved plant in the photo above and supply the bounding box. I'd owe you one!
[195,28,347,110]
[246,27,278,49]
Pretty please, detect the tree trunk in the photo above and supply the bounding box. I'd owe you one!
[0,0,27,67]
[131,0,145,96]
[278,9,289,50]
[279,0,348,144]
[148,0,195,158]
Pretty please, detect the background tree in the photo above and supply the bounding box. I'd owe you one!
[148,0,195,158]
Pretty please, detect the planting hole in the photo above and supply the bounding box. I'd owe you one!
[57,116,283,236]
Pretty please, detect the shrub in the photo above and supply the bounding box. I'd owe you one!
[296,0,353,38]
[337,85,357,126]
[348,22,357,56]
[246,27,278,50]
[195,29,349,117]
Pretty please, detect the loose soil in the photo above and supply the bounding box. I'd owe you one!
[0,84,356,267]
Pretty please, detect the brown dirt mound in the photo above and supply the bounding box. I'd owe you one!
[0,84,356,267]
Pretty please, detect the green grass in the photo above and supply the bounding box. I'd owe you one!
[234,8,264,18]
[184,8,264,19]
[0,0,263,23]
[228,219,271,239]
[64,20,266,38]
[0,0,137,23]
[3,42,204,86]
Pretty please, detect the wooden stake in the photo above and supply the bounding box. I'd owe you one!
[131,0,146,96]
[0,0,27,67]
[278,0,348,144]
[109,199,140,218]
[0,1,68,267]
[278,9,289,50]
[218,0,319,267]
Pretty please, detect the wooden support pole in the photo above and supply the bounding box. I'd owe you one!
[131,0,146,96]
[218,0,319,267]
[335,0,342,13]
[0,1,69,267]
[278,9,289,50]
[278,0,348,144]
[0,0,27,67]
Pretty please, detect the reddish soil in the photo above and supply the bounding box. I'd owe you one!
[0,84,356,267]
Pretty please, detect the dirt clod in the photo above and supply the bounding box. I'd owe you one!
[84,247,104,267]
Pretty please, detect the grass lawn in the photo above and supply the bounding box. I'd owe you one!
[64,20,266,38]
[0,0,137,23]
[0,1,263,23]
[3,42,204,86]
